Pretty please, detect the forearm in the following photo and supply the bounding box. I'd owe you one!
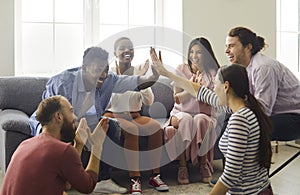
[137,74,158,90]
[74,142,84,156]
[165,71,200,97]
[85,153,100,175]
[209,180,228,195]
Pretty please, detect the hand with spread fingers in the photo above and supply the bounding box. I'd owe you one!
[136,59,150,76]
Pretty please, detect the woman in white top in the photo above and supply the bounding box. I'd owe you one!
[150,48,273,195]
[104,37,169,195]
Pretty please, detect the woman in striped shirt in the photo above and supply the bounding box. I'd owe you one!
[150,48,273,195]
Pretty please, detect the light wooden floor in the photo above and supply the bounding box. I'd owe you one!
[1,144,300,195]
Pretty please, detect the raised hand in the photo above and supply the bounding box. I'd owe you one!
[75,118,89,148]
[192,70,203,84]
[115,60,121,75]
[136,59,150,76]
[150,47,201,96]
[150,47,168,76]
[90,117,109,159]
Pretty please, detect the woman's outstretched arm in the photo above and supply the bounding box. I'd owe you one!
[150,47,201,97]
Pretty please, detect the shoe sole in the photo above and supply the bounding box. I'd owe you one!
[130,192,142,195]
[148,185,169,192]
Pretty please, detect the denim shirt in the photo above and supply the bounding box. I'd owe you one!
[29,67,139,136]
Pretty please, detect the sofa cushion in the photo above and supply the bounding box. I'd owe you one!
[0,77,49,116]
[0,109,31,135]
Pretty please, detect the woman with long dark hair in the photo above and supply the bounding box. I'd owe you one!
[150,48,274,194]
[164,37,220,184]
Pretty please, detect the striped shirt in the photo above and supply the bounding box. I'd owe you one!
[197,86,270,195]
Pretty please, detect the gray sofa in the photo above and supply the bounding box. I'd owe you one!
[0,77,49,172]
[0,76,222,173]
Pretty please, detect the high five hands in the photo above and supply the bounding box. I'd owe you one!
[115,59,150,76]
[75,117,109,159]
[90,117,109,159]
[149,47,168,77]
[150,47,202,96]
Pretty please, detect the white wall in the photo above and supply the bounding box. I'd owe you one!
[0,0,276,76]
[0,0,14,76]
[183,0,276,66]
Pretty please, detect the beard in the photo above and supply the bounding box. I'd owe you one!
[60,118,76,143]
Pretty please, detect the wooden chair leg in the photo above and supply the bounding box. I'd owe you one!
[275,140,279,153]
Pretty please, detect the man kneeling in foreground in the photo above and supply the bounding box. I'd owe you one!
[1,95,108,195]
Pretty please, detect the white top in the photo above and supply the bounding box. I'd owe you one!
[106,66,154,112]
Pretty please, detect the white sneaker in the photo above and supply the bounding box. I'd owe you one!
[93,179,127,194]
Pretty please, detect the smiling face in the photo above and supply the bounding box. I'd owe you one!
[83,58,109,89]
[225,36,252,67]
[189,44,204,71]
[115,38,134,64]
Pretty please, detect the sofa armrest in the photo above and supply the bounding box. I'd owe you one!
[0,109,32,136]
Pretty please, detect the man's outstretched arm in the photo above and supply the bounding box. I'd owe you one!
[137,65,160,90]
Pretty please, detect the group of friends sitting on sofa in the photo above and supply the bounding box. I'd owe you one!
[1,26,300,195]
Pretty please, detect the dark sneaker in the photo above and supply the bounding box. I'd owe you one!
[149,174,169,192]
[130,178,142,195]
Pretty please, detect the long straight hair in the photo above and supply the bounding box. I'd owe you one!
[218,64,273,169]
[187,37,220,74]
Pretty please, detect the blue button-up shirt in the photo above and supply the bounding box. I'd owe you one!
[29,67,138,136]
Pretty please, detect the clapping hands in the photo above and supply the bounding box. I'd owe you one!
[90,117,109,159]
[75,118,89,148]
[75,117,109,159]
[191,71,203,84]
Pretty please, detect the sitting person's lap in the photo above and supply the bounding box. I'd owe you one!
[270,113,300,141]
